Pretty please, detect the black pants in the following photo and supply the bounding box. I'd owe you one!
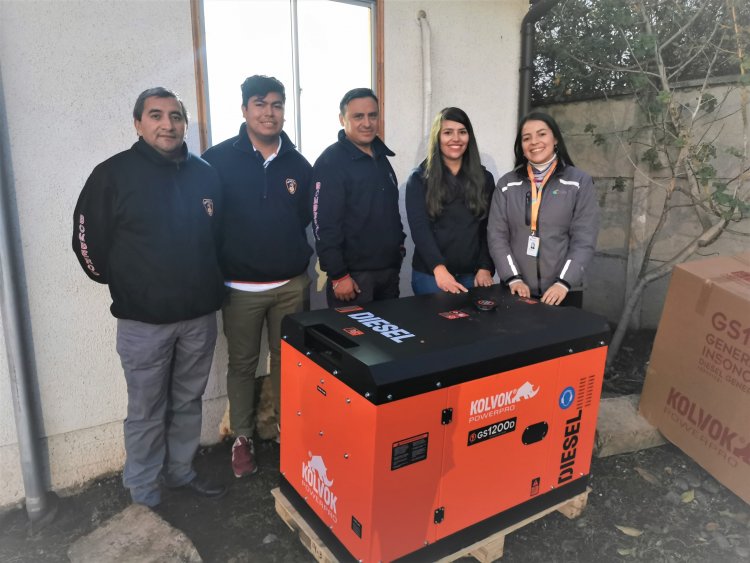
[562,290,583,308]
[326,268,400,308]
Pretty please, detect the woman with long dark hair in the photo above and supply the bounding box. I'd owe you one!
[488,112,599,307]
[406,107,495,295]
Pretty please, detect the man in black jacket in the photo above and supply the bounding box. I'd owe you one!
[72,87,226,507]
[202,76,312,478]
[312,88,405,307]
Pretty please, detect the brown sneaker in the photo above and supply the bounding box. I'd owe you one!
[231,436,258,478]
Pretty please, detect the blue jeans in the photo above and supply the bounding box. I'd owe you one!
[411,270,475,295]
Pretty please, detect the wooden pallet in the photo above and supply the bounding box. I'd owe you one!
[436,488,590,563]
[271,487,590,563]
[272,488,338,563]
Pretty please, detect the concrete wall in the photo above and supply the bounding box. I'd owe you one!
[541,84,750,327]
[0,0,527,508]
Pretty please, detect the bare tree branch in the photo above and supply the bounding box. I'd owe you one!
[659,0,713,50]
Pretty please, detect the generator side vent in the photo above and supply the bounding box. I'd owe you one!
[576,374,596,409]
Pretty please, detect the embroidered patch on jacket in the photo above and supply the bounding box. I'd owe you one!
[202,198,214,216]
[286,178,297,194]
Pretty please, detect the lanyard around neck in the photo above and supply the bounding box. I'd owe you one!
[527,160,558,234]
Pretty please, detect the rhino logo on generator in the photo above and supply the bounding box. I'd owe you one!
[301,452,338,521]
[306,452,334,487]
[513,382,540,402]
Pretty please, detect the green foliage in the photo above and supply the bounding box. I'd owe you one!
[583,122,607,145]
[694,164,717,186]
[711,182,750,218]
[726,146,745,159]
[534,0,749,229]
[701,93,718,114]
[612,177,626,192]
[673,136,688,149]
[656,91,671,106]
[533,0,750,104]
[641,147,662,170]
[692,143,717,163]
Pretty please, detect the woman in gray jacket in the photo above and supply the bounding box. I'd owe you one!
[488,112,599,307]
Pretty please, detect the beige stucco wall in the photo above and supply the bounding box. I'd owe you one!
[384,0,524,178]
[384,1,526,296]
[0,0,227,509]
[0,0,527,509]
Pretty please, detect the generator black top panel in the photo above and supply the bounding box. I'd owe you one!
[282,285,610,404]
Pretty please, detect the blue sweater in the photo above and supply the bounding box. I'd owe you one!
[73,140,225,323]
[312,130,405,280]
[406,163,495,276]
[202,126,313,282]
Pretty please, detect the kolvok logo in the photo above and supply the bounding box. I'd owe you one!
[301,452,338,522]
[468,381,540,422]
[664,387,750,468]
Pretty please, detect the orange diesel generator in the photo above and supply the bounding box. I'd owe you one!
[279,286,609,562]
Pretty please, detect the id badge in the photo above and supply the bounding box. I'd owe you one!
[526,235,540,257]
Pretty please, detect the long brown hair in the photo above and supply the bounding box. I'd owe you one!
[424,107,488,219]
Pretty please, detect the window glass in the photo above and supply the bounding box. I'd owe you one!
[202,0,374,163]
[297,1,372,160]
[203,0,295,145]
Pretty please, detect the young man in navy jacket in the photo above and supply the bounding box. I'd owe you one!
[312,88,405,306]
[202,76,312,478]
[73,87,226,507]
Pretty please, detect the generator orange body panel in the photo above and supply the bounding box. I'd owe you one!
[279,286,609,562]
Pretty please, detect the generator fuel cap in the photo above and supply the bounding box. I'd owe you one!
[474,298,497,312]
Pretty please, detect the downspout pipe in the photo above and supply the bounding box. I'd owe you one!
[518,0,560,121]
[290,0,302,151]
[0,70,56,529]
[417,10,432,137]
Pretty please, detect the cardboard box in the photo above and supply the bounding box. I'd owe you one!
[640,252,750,504]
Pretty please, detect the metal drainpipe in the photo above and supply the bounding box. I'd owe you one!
[417,10,432,137]
[518,0,560,121]
[290,0,302,152]
[0,71,56,529]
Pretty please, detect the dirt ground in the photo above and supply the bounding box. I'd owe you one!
[2,329,750,563]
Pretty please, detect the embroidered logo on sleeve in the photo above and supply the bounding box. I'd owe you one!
[313,182,321,238]
[202,198,214,216]
[286,178,297,194]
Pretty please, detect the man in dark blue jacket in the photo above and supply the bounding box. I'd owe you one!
[312,88,405,307]
[73,87,226,507]
[202,76,312,478]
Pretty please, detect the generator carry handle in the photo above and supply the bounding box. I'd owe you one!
[303,324,359,372]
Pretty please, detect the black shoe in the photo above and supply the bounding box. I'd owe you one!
[174,476,227,499]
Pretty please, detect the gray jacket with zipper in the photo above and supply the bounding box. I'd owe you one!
[487,162,599,297]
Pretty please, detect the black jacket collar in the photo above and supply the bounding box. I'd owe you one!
[233,124,297,158]
[133,138,190,166]
[337,129,395,160]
